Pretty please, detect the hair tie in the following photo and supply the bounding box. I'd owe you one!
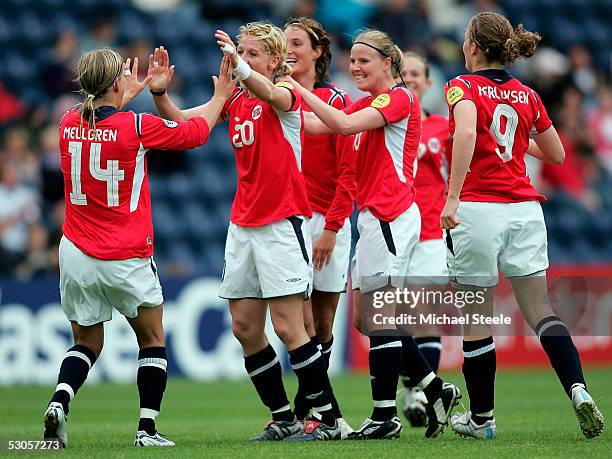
[87,93,95,100]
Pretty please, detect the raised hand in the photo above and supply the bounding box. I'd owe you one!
[147,46,175,93]
[120,57,153,108]
[214,29,239,67]
[212,56,238,100]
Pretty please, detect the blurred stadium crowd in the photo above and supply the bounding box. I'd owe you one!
[0,0,611,279]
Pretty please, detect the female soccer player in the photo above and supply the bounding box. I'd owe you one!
[150,23,341,441]
[44,49,235,448]
[442,12,604,439]
[282,17,355,436]
[398,51,449,428]
[282,29,460,440]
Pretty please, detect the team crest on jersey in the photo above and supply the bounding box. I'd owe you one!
[275,81,294,90]
[371,93,391,109]
[446,86,464,105]
[163,119,178,128]
[251,105,263,120]
[427,137,441,154]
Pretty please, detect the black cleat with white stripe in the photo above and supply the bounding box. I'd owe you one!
[346,415,402,440]
[425,382,462,438]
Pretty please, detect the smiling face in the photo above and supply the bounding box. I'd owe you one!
[237,35,279,80]
[400,55,431,101]
[349,43,391,93]
[284,25,321,79]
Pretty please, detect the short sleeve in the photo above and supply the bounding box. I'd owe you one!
[138,113,210,150]
[530,88,553,133]
[369,87,413,125]
[445,77,474,112]
[275,81,301,111]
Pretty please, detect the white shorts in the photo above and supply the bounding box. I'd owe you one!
[219,216,313,299]
[311,212,351,293]
[59,236,164,326]
[351,205,421,293]
[405,238,449,285]
[446,201,549,288]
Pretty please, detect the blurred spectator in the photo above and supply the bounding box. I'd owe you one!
[0,161,41,275]
[564,45,599,102]
[0,82,26,125]
[79,16,117,53]
[39,125,64,206]
[371,0,432,50]
[15,223,57,279]
[316,0,375,37]
[40,31,79,99]
[587,86,612,173]
[1,126,40,189]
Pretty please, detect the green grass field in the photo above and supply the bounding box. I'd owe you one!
[2,369,610,458]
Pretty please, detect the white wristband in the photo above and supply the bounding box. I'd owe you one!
[233,56,251,80]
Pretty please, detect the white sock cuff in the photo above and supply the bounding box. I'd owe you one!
[271,404,291,414]
[138,357,167,371]
[463,342,495,358]
[56,383,75,400]
[248,356,279,377]
[140,408,159,419]
[370,340,402,351]
[291,350,321,370]
[65,350,92,370]
[475,410,494,417]
[373,400,396,408]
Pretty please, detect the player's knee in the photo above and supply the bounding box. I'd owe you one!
[272,321,294,345]
[232,318,257,345]
[314,317,333,341]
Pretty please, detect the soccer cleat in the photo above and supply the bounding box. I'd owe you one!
[250,417,302,441]
[400,387,428,427]
[134,431,176,447]
[337,417,354,439]
[43,402,68,448]
[425,382,461,438]
[571,385,604,439]
[346,415,402,440]
[451,411,496,440]
[284,418,341,441]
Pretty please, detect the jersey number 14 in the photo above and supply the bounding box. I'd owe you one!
[68,141,125,207]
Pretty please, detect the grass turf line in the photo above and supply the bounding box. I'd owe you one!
[2,369,610,458]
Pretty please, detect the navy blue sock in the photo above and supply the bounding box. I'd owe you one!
[370,336,402,421]
[137,347,168,435]
[50,344,97,414]
[536,316,586,397]
[415,336,442,373]
[462,337,496,421]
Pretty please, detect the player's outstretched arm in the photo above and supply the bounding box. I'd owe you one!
[215,30,294,112]
[279,76,385,136]
[120,57,152,109]
[148,46,233,128]
[528,126,565,164]
[441,99,477,230]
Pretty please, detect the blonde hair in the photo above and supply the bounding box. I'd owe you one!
[468,12,541,67]
[75,48,123,131]
[237,22,292,78]
[354,29,404,78]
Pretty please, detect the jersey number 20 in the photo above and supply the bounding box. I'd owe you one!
[490,103,518,163]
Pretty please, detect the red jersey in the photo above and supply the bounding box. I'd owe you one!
[222,84,312,226]
[60,107,210,259]
[445,69,552,202]
[415,113,449,241]
[345,85,421,222]
[302,81,356,232]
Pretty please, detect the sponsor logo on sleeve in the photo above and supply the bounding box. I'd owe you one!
[163,119,178,128]
[370,93,391,109]
[446,86,464,105]
[275,81,294,90]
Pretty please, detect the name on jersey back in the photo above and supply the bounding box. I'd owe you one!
[63,127,118,142]
[477,86,530,105]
